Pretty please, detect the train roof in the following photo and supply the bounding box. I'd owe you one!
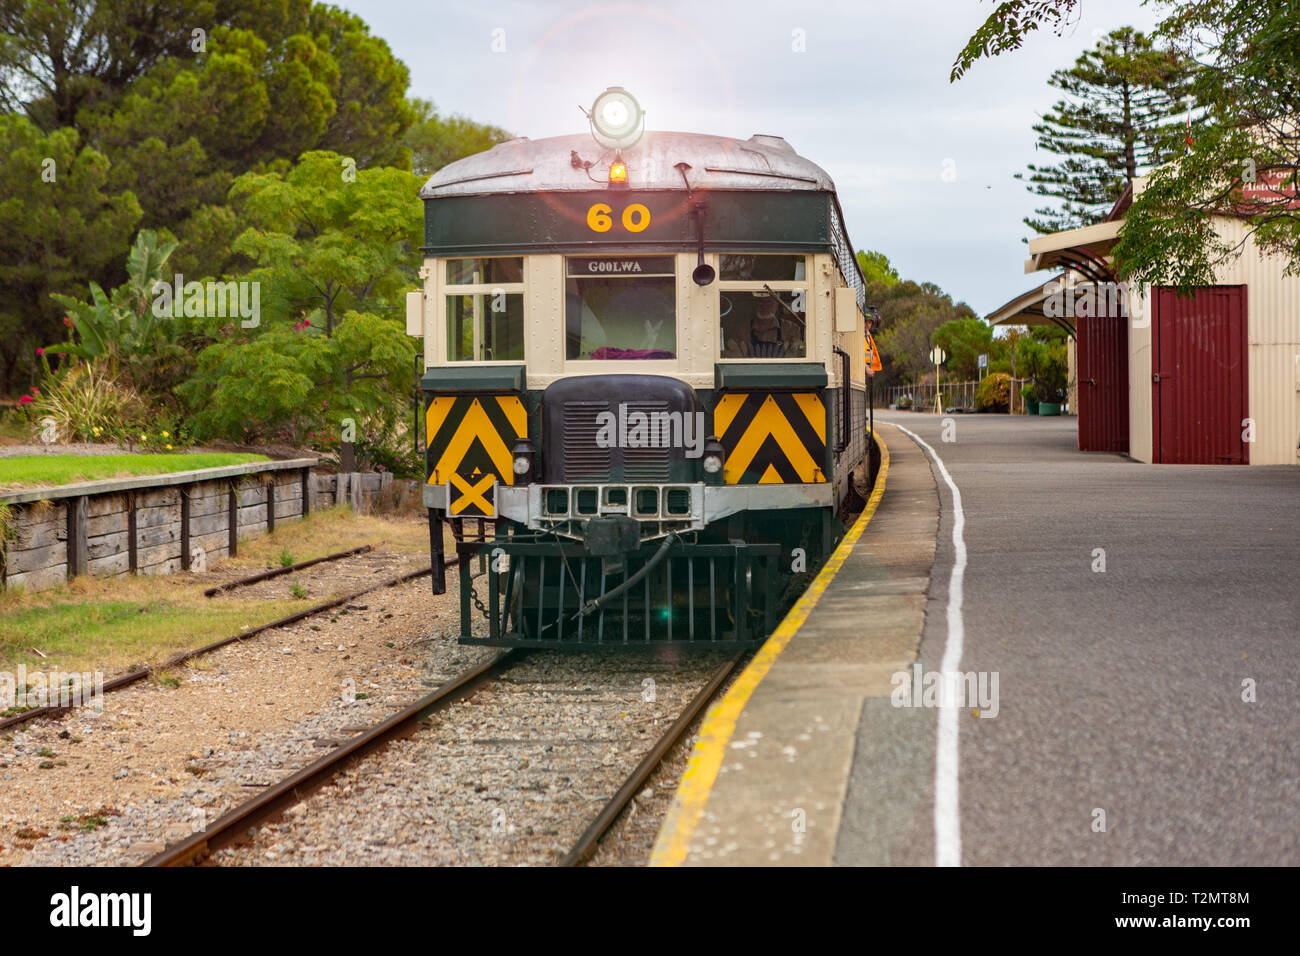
[420,131,838,198]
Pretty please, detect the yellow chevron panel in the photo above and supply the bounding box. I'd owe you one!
[792,392,826,441]
[724,394,823,484]
[426,396,458,442]
[498,395,526,436]
[427,396,520,486]
[713,393,748,436]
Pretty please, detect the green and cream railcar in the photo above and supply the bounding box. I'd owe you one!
[408,105,870,647]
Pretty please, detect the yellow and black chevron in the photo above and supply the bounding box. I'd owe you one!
[713,392,827,484]
[426,395,526,516]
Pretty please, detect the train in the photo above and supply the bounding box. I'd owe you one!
[406,87,871,647]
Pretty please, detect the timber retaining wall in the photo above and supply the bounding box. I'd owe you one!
[0,461,399,593]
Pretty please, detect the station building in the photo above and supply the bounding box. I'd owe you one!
[988,182,1299,465]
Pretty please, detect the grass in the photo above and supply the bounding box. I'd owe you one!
[0,452,269,491]
[0,507,429,674]
[225,506,430,570]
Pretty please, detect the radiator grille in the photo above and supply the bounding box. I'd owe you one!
[622,400,671,481]
[561,401,613,481]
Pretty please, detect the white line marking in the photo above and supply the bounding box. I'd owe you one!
[892,422,967,867]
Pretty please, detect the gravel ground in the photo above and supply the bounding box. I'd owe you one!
[212,649,736,867]
[2,557,470,866]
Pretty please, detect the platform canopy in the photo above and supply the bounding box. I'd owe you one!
[1022,220,1122,282]
[986,273,1076,335]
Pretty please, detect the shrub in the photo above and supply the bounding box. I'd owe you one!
[1016,334,1068,403]
[975,373,1011,412]
[30,362,145,443]
[355,430,423,480]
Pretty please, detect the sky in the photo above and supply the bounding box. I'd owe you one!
[342,0,1165,316]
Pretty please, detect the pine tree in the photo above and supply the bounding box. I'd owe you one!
[1017,27,1192,234]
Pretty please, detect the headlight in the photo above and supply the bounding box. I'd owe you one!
[701,435,725,483]
[589,86,643,146]
[510,437,536,484]
[600,99,629,130]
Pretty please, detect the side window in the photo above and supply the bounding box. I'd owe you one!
[443,257,525,361]
[717,255,808,359]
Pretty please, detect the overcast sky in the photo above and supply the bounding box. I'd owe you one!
[344,0,1164,316]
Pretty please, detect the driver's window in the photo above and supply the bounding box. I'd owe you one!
[717,255,808,359]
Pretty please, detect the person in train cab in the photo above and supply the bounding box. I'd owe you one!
[749,295,803,357]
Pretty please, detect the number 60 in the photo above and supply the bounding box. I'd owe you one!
[587,202,651,233]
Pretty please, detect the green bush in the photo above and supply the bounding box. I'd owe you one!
[975,373,1011,412]
[30,362,145,443]
[354,429,423,480]
[1016,333,1068,403]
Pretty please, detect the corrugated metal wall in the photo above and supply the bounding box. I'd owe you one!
[1120,210,1300,466]
[1211,219,1300,465]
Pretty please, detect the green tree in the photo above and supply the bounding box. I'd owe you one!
[856,249,900,287]
[403,98,513,177]
[1116,0,1300,287]
[0,1,308,130]
[0,115,140,393]
[1016,327,1070,402]
[1018,28,1192,234]
[868,279,979,389]
[178,152,422,444]
[80,26,338,234]
[311,5,417,169]
[932,317,995,380]
[954,0,1300,286]
[0,1,419,394]
[951,1,1082,81]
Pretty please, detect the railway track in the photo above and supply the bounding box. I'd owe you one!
[0,556,456,732]
[202,545,375,596]
[143,649,746,867]
[559,651,743,866]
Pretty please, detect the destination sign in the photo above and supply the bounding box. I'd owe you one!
[566,256,674,276]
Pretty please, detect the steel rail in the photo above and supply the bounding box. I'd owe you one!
[143,649,516,867]
[559,650,746,867]
[203,545,374,596]
[0,558,459,731]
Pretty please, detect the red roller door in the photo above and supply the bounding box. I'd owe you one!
[1077,313,1130,453]
[1152,286,1248,464]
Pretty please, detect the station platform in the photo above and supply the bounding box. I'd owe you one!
[650,422,938,865]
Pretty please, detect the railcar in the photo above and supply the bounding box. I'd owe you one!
[407,88,871,648]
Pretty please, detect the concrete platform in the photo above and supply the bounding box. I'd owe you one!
[650,423,938,865]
